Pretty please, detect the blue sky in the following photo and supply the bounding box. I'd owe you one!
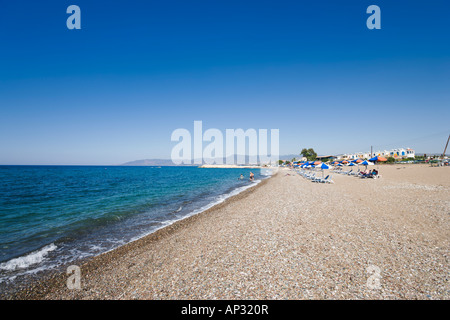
[0,0,449,164]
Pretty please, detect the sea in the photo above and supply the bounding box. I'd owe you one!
[0,166,272,285]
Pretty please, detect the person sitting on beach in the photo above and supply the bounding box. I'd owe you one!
[249,172,254,181]
[360,169,370,177]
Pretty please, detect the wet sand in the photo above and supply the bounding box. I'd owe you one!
[3,164,449,299]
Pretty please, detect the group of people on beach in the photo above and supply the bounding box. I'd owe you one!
[239,172,254,181]
[360,168,379,178]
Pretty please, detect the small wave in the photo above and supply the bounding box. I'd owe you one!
[0,243,57,271]
[169,179,262,220]
[127,179,263,244]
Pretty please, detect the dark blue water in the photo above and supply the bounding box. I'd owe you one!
[0,166,270,282]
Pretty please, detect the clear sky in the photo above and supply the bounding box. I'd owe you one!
[0,0,449,165]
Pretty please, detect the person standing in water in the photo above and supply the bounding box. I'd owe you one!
[249,172,254,181]
[239,174,244,180]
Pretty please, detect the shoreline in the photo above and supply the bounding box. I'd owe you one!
[1,173,273,299]
[2,164,449,300]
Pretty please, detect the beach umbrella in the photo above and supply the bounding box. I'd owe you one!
[312,161,322,172]
[369,156,387,170]
[369,156,387,162]
[353,160,364,171]
[316,162,330,177]
[348,162,356,166]
[335,163,343,168]
[354,159,363,170]
[360,160,374,171]
[349,159,362,170]
[341,160,349,164]
[316,163,329,169]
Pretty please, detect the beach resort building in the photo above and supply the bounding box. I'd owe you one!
[336,148,415,160]
[372,148,415,159]
[336,152,371,160]
[388,148,415,158]
[316,155,336,162]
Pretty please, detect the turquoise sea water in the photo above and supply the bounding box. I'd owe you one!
[0,166,269,283]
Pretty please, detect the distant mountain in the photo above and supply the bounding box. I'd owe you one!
[121,153,337,166]
[122,154,295,166]
[121,159,180,166]
[279,154,302,160]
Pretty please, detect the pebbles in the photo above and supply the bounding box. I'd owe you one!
[383,183,447,192]
[4,164,449,300]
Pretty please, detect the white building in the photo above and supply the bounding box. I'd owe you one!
[340,148,415,160]
[385,148,415,159]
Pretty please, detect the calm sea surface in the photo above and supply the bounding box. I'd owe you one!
[0,166,270,283]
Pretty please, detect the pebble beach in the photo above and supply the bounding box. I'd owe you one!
[3,164,449,300]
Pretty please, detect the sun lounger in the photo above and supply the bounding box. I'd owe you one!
[308,173,316,180]
[311,174,323,182]
[316,175,334,183]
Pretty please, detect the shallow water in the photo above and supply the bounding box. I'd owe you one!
[0,165,268,283]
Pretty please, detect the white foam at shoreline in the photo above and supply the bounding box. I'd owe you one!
[0,243,57,271]
[1,176,268,281]
[125,178,265,245]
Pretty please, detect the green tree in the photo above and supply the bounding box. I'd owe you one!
[300,148,317,161]
[386,157,395,163]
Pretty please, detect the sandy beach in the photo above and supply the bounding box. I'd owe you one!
[3,164,449,300]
